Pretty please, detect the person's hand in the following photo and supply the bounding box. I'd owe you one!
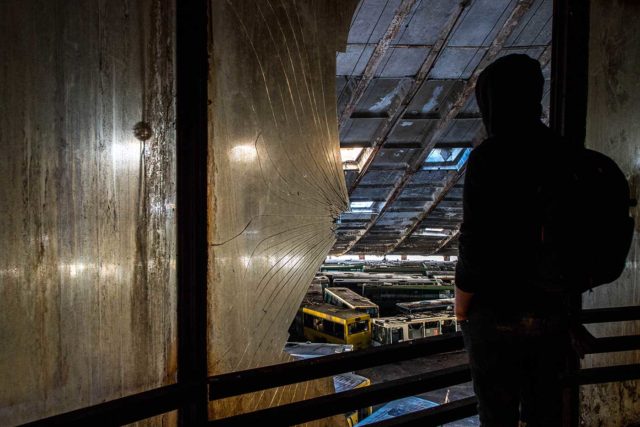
[455,286,474,321]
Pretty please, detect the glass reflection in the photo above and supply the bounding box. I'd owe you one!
[230,144,258,163]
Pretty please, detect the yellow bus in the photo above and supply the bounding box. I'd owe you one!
[334,373,372,426]
[294,304,371,350]
[324,287,380,318]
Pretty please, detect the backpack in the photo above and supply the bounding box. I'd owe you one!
[536,147,635,293]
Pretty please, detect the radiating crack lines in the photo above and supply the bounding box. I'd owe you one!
[225,0,279,129]
[244,236,334,368]
[253,122,346,209]
[250,237,334,366]
[208,3,353,406]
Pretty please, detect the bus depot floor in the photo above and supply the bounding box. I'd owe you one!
[356,349,479,426]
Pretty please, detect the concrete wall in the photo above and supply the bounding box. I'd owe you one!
[0,1,177,425]
[207,0,356,421]
[0,0,358,423]
[582,0,640,424]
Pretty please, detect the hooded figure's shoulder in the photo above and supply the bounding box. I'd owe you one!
[466,137,502,166]
[472,126,565,157]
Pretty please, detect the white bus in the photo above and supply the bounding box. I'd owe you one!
[371,311,458,346]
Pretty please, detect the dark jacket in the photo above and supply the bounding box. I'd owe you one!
[455,54,571,318]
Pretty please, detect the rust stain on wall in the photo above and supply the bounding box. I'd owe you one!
[0,0,177,425]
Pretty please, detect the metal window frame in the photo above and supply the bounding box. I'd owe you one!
[175,0,210,425]
[550,1,591,425]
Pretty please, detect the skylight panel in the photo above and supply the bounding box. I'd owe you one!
[350,201,374,209]
[340,147,363,163]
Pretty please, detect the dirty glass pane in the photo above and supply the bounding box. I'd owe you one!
[0,0,177,425]
[208,0,356,422]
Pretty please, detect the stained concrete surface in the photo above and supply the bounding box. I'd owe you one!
[582,0,640,424]
[0,0,177,425]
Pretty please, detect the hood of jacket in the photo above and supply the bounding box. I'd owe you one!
[475,54,544,137]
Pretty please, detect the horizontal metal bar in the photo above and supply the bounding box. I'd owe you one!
[350,111,390,119]
[580,306,640,324]
[22,383,198,427]
[565,364,640,386]
[590,335,640,354]
[208,365,471,427]
[208,333,464,400]
[378,142,423,149]
[363,396,478,427]
[340,43,548,50]
[340,141,374,148]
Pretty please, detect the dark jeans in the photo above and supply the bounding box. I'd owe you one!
[461,310,570,427]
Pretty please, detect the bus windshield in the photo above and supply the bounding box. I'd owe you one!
[372,323,383,343]
[348,319,369,335]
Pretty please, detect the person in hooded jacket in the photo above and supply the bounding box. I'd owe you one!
[455,54,574,426]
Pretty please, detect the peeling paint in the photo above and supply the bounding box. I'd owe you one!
[421,85,445,114]
[369,91,396,113]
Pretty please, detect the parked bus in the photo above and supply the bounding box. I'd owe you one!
[371,311,457,346]
[283,342,353,360]
[324,287,380,318]
[396,298,454,314]
[356,396,438,425]
[331,278,454,315]
[292,304,371,350]
[320,263,365,272]
[333,373,373,426]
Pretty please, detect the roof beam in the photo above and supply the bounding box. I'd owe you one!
[431,227,461,255]
[343,0,536,253]
[338,1,470,255]
[387,168,464,253]
[346,0,470,193]
[338,0,418,128]
[388,46,553,254]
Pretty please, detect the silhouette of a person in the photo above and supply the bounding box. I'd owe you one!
[455,54,572,426]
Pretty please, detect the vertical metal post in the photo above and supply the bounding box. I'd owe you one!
[550,1,591,426]
[176,0,210,425]
[551,0,591,148]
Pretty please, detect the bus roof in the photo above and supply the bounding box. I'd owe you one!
[301,279,324,305]
[326,272,430,281]
[336,282,453,292]
[301,303,370,320]
[332,277,444,286]
[356,396,438,425]
[333,373,370,392]
[325,287,378,308]
[396,298,454,313]
[372,311,455,327]
[284,342,353,360]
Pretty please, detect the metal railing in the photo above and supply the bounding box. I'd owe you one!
[23,306,640,427]
[208,335,469,426]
